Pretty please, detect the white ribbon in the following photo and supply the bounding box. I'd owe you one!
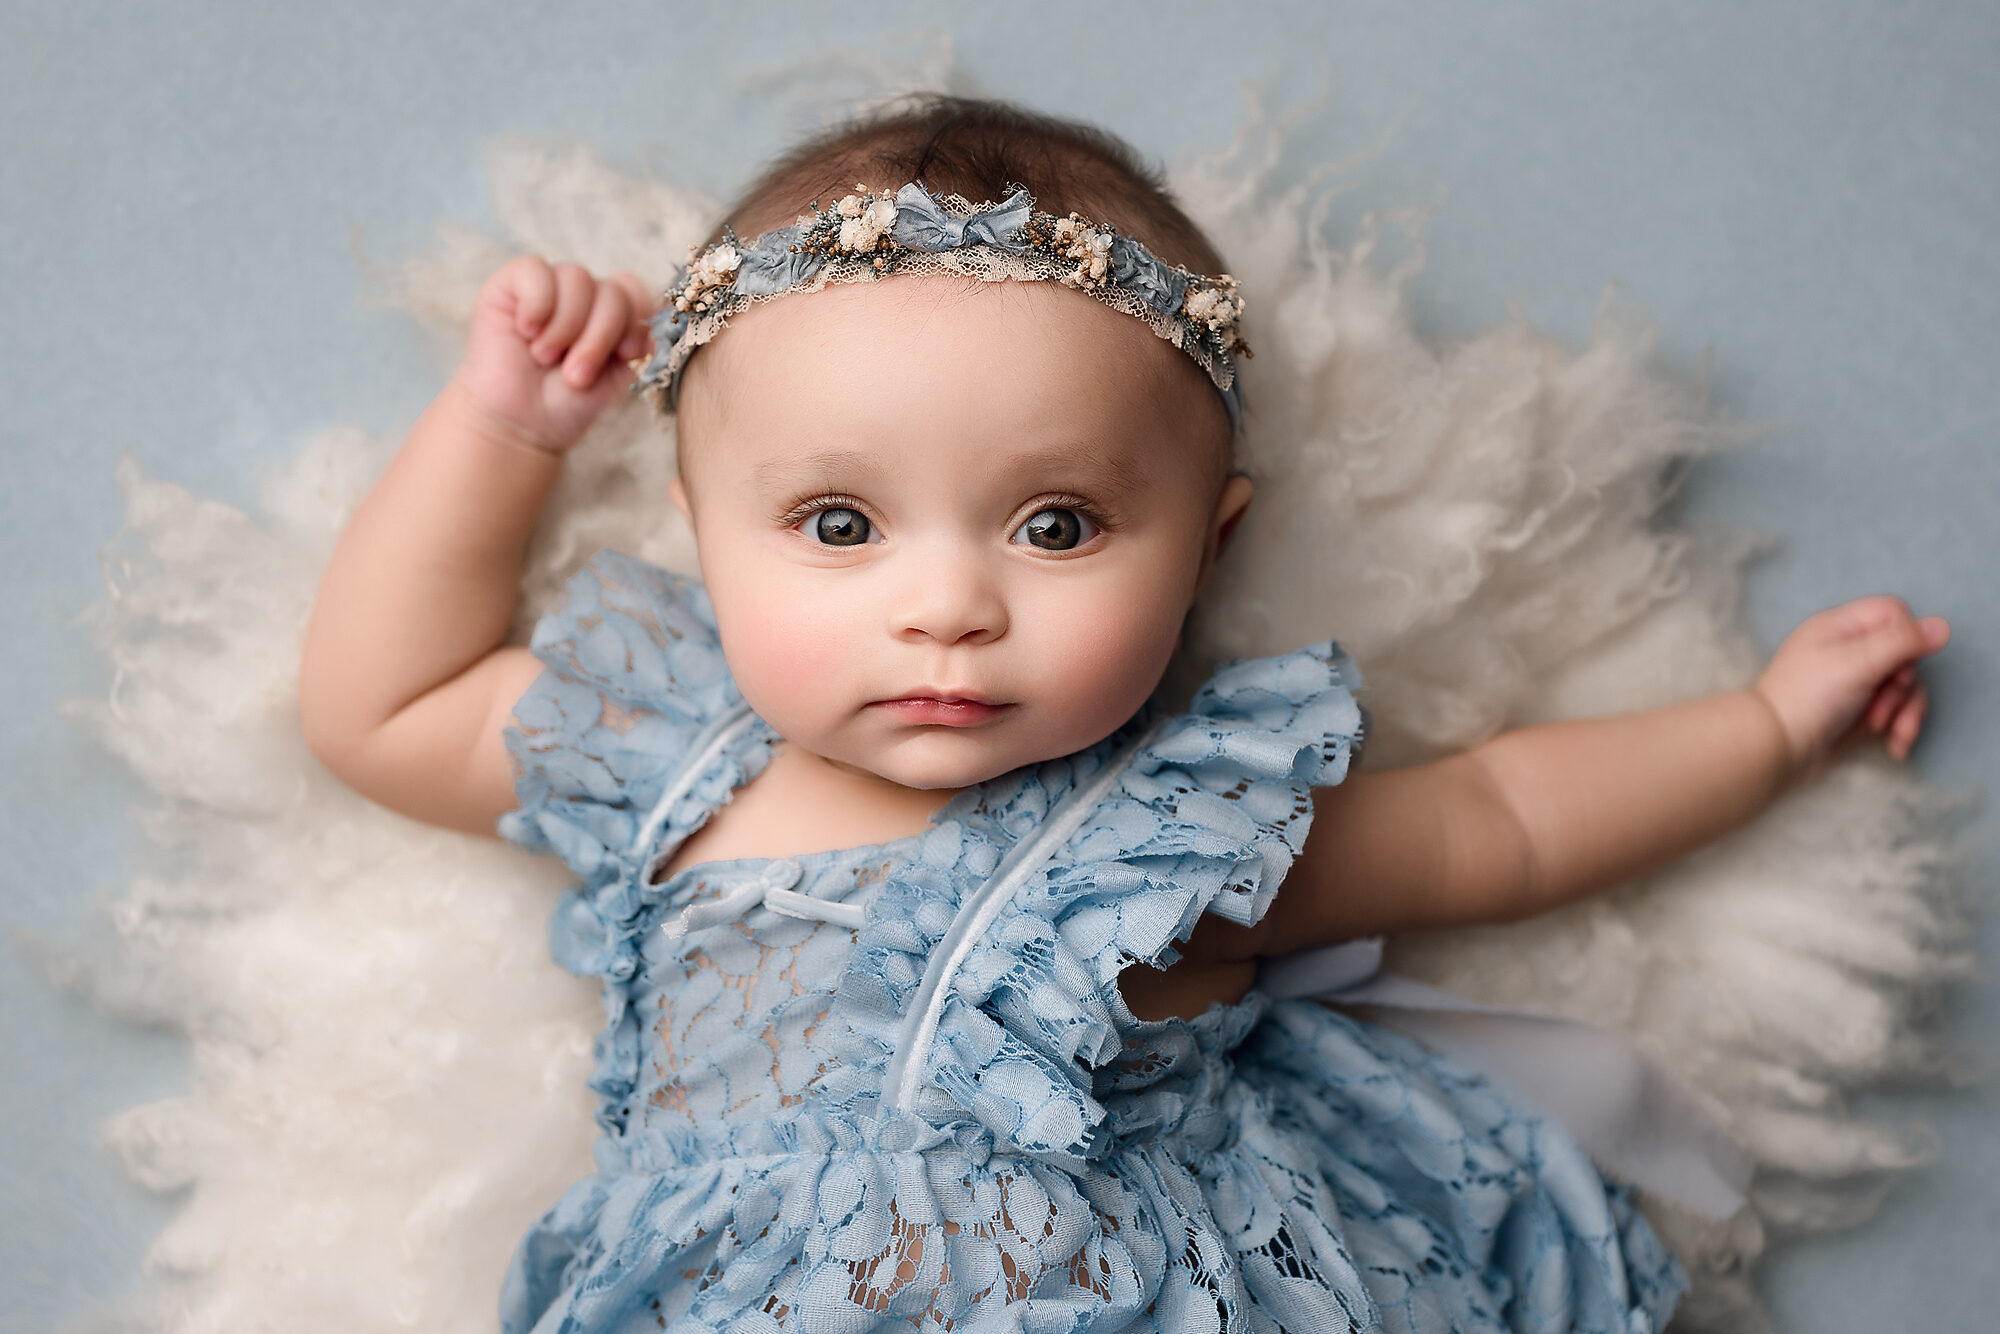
[634,705,758,868]
[660,857,866,939]
[1261,938,1753,1219]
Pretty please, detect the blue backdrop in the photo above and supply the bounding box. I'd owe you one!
[4,2,1994,1329]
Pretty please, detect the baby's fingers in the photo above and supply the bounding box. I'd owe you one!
[530,264,596,366]
[612,271,656,362]
[1866,665,1915,733]
[1808,597,1949,690]
[1887,681,1931,760]
[561,281,636,389]
[477,254,558,342]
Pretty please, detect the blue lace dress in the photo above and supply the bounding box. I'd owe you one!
[497,550,1686,1334]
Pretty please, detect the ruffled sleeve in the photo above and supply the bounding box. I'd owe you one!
[498,550,777,970]
[829,642,1366,1168]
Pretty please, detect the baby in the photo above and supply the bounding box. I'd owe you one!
[299,97,1947,1332]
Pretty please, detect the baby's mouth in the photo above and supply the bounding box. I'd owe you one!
[871,695,1014,727]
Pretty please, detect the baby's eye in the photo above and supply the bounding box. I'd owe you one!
[806,507,878,546]
[1011,507,1098,552]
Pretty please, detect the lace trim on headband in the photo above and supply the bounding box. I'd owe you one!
[632,183,1250,419]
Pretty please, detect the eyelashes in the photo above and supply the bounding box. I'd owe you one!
[774,493,870,529]
[773,492,1118,546]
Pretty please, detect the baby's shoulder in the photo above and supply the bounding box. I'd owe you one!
[499,551,776,876]
[518,550,728,708]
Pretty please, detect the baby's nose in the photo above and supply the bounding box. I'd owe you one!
[892,554,1008,646]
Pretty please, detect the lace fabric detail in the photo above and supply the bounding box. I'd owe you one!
[498,551,1685,1333]
[500,549,780,1132]
[633,851,908,1140]
[820,645,1368,1171]
[1240,1002,1687,1334]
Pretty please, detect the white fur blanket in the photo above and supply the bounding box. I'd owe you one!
[61,101,1968,1334]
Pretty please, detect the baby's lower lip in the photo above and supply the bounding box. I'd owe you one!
[873,697,1014,726]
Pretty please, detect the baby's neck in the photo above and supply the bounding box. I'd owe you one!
[655,741,958,881]
[792,743,961,832]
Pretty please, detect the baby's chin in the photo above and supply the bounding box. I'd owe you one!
[847,743,1033,792]
[825,726,1098,793]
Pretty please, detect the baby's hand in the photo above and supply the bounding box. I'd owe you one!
[1755,595,1950,783]
[452,255,655,453]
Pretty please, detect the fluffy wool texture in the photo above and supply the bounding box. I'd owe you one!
[62,102,1970,1334]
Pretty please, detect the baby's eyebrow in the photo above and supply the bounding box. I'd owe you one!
[753,449,881,493]
[994,441,1151,499]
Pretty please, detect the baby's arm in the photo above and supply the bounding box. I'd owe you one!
[1134,596,1951,1015]
[1274,596,1950,946]
[297,257,652,833]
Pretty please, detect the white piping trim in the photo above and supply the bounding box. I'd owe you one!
[631,704,757,869]
[880,723,1162,1114]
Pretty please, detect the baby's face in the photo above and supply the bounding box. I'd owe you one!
[673,276,1246,791]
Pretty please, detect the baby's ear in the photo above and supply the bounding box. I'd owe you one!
[1196,474,1253,593]
[668,476,692,520]
[1211,474,1254,555]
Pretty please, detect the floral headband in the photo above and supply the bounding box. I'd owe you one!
[633,182,1250,427]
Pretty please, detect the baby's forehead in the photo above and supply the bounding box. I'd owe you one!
[679,276,1230,475]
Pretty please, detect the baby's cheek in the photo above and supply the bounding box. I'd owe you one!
[1032,581,1185,735]
[711,575,862,736]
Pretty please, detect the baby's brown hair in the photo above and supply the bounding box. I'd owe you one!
[715,94,1229,280]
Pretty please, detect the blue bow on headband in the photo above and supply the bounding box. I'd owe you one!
[889,184,1036,254]
[731,225,823,298]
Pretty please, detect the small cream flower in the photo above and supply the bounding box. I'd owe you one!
[1053,226,1108,282]
[1183,284,1244,334]
[834,196,897,253]
[843,219,882,251]
[679,244,742,299]
[1045,215,1111,281]
[671,240,750,316]
[701,244,741,279]
[1085,234,1112,281]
